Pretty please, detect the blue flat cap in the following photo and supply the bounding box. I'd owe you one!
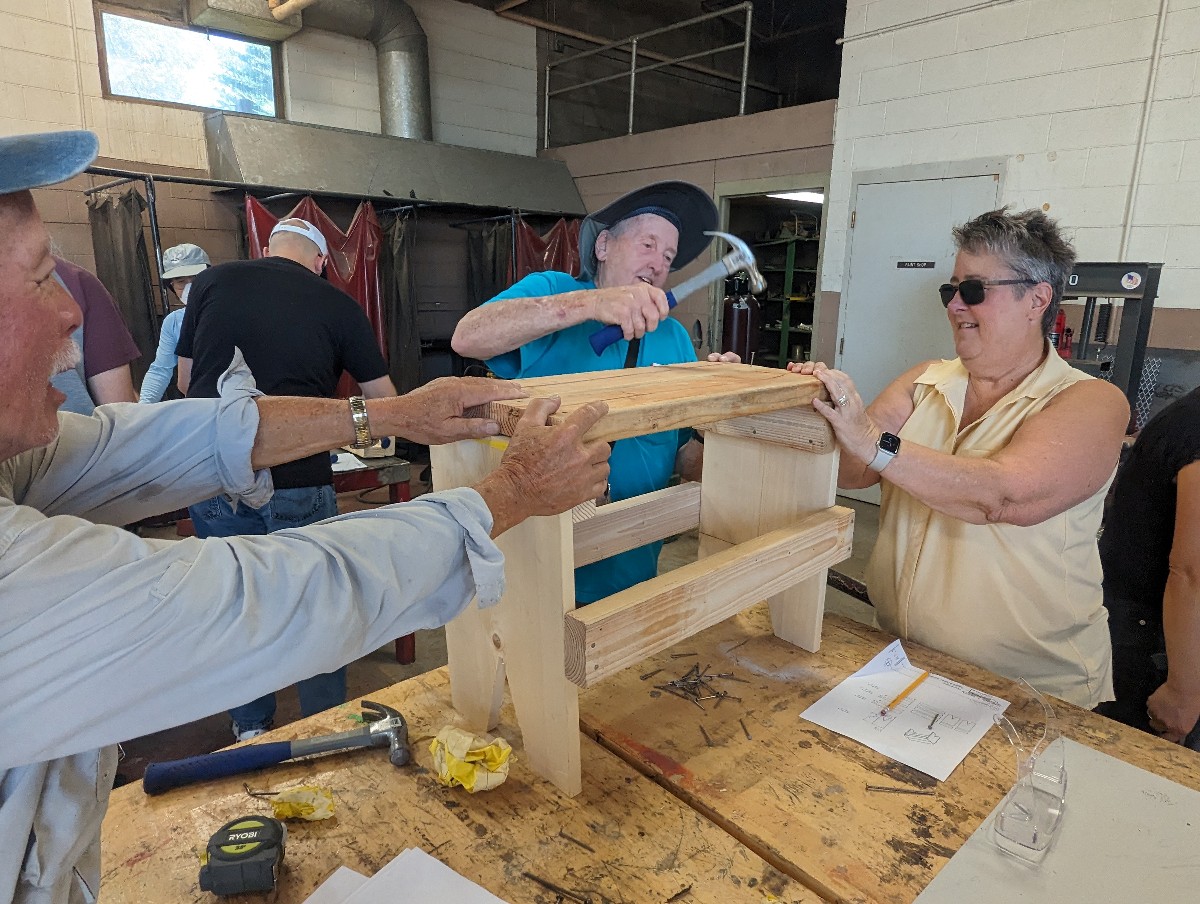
[0,130,99,194]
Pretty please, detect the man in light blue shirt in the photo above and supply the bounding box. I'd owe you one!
[139,243,210,402]
[453,181,738,602]
[0,129,613,904]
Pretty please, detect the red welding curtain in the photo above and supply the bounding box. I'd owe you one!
[512,217,581,283]
[244,196,385,398]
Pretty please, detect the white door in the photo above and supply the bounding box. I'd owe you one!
[837,174,1000,504]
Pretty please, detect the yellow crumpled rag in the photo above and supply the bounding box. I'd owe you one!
[429,726,512,792]
[268,786,335,821]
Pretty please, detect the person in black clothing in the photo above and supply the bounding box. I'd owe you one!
[1097,387,1200,749]
[175,217,398,739]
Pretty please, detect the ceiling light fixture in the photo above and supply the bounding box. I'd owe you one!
[767,191,825,204]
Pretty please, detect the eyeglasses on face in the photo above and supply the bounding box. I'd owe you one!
[938,278,1037,307]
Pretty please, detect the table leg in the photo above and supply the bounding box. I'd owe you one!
[394,633,416,664]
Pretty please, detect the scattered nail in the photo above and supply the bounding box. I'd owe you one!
[865,784,935,796]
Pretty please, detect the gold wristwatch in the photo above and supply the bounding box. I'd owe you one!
[348,396,372,449]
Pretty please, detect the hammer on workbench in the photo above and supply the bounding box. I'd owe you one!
[141,700,409,795]
[589,230,767,354]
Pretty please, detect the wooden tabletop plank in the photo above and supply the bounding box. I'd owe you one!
[481,362,827,443]
[578,607,1200,904]
[101,667,821,903]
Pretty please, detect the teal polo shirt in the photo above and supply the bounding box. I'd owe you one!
[485,271,697,603]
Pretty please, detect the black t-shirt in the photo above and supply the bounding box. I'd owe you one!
[177,257,389,488]
[1100,387,1200,622]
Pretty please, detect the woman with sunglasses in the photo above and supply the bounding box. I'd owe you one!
[789,208,1129,711]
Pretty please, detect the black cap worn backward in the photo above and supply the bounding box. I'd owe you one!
[578,180,718,281]
[0,130,99,195]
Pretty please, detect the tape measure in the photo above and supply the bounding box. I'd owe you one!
[198,815,286,896]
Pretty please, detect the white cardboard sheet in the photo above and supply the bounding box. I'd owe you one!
[915,738,1200,903]
[301,849,507,904]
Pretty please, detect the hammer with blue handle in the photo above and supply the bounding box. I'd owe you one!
[588,231,767,355]
[141,700,409,795]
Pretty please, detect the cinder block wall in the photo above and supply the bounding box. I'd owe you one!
[3,0,541,329]
[282,0,539,156]
[0,1,208,169]
[824,0,1200,383]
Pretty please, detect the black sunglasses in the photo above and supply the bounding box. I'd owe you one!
[939,278,1037,307]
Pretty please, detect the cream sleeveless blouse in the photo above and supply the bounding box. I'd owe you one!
[866,347,1114,709]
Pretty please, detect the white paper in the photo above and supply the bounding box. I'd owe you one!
[300,866,368,904]
[341,848,508,904]
[915,738,1200,903]
[800,639,1009,781]
[330,452,369,473]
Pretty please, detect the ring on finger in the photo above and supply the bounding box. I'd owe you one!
[836,394,849,406]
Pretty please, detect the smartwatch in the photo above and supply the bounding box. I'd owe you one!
[868,432,901,472]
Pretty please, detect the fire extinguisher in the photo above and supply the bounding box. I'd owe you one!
[721,274,760,362]
[1050,308,1067,351]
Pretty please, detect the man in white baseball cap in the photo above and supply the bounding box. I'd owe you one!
[175,214,402,740]
[269,216,329,258]
[139,242,211,402]
[0,128,610,904]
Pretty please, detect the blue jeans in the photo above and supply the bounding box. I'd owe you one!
[189,485,345,732]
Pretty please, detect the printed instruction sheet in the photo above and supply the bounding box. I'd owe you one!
[800,639,1009,780]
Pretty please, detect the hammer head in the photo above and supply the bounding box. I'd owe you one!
[362,699,410,767]
[706,231,767,296]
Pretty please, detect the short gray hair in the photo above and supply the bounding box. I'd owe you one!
[952,207,1076,336]
[605,212,661,241]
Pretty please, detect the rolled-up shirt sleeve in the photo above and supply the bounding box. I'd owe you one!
[0,486,504,769]
[8,349,272,524]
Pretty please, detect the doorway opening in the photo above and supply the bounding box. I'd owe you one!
[716,190,825,366]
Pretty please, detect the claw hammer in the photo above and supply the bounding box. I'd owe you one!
[142,700,409,795]
[589,230,767,355]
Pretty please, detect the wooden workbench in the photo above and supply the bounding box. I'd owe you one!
[100,667,816,903]
[101,608,1198,904]
[576,607,1200,904]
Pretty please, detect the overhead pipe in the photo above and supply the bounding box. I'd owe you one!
[269,0,324,20]
[297,0,433,140]
[499,9,777,94]
[1119,0,1169,260]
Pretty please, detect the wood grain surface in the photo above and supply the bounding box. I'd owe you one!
[577,607,1200,904]
[481,362,827,443]
[101,667,819,903]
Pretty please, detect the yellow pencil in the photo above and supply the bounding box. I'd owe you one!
[880,669,930,715]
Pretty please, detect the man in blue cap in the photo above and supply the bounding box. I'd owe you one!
[452,182,739,604]
[0,129,611,904]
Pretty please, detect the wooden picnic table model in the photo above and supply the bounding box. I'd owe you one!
[100,363,1200,903]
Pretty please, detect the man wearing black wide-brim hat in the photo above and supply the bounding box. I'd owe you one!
[453,180,739,605]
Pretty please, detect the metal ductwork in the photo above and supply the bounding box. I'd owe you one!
[197,1,584,213]
[187,0,302,42]
[204,112,585,214]
[301,0,433,141]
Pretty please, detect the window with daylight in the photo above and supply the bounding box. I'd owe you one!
[100,11,276,116]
